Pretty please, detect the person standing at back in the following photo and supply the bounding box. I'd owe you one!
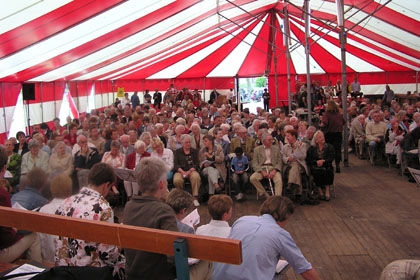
[131,91,140,110]
[320,100,346,173]
[351,77,363,98]
[262,88,270,112]
[382,85,395,108]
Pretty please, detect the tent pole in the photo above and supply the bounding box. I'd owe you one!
[304,0,312,126]
[416,71,419,94]
[235,75,240,112]
[40,82,44,123]
[1,84,7,138]
[283,5,292,114]
[337,0,349,167]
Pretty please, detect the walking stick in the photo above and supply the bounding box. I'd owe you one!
[265,166,275,196]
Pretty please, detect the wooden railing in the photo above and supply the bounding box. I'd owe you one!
[0,206,242,280]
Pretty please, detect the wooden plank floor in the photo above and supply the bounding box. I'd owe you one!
[117,153,420,279]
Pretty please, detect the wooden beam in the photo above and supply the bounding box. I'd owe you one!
[0,206,242,265]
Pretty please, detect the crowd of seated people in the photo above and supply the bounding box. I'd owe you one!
[1,85,351,209]
[3,83,420,275]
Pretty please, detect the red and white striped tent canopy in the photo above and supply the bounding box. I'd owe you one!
[0,0,419,141]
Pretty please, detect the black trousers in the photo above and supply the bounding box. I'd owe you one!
[325,132,342,165]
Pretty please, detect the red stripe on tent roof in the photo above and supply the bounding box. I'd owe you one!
[83,1,276,80]
[307,18,420,70]
[271,13,298,76]
[238,13,283,77]
[119,23,244,80]
[290,19,349,74]
[94,20,246,80]
[351,0,420,37]
[177,17,263,78]
[1,0,202,82]
[80,0,279,80]
[304,20,415,72]
[344,21,420,61]
[10,0,264,82]
[0,0,124,57]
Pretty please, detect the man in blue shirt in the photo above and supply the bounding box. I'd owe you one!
[11,167,48,210]
[131,91,140,110]
[212,196,320,280]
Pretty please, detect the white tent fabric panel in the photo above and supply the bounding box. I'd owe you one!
[1,0,71,33]
[288,31,325,74]
[208,18,266,77]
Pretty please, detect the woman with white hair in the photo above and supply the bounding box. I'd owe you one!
[189,123,205,150]
[48,141,73,178]
[124,140,150,199]
[150,138,174,180]
[220,123,231,143]
[21,139,50,178]
[306,130,335,201]
[167,124,185,151]
[139,131,152,153]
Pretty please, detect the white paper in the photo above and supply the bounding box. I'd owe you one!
[181,208,200,228]
[276,259,289,273]
[12,202,27,210]
[4,263,45,280]
[4,170,13,178]
[188,257,200,265]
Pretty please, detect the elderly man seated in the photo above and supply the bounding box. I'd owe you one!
[250,133,283,198]
[365,111,387,164]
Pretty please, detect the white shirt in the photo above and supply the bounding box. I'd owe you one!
[196,220,231,238]
[151,148,174,170]
[38,198,65,262]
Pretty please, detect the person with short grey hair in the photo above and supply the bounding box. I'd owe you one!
[173,134,201,207]
[167,124,186,151]
[119,134,135,156]
[124,140,150,199]
[123,157,178,280]
[250,133,283,198]
[21,139,50,177]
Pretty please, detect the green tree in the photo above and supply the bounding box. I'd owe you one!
[255,77,267,88]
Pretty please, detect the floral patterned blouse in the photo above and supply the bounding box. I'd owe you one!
[54,187,125,279]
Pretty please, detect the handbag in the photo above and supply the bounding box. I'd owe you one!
[310,166,327,173]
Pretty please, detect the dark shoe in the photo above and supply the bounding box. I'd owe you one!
[325,196,330,201]
[335,166,341,173]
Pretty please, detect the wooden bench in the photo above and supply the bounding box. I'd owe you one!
[0,206,242,279]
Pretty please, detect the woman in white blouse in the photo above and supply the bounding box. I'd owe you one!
[151,138,174,180]
[48,141,73,178]
[101,140,125,194]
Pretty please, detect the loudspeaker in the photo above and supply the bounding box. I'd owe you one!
[22,84,35,100]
